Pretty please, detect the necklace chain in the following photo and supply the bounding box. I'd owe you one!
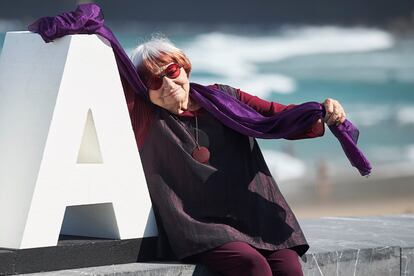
[173,114,200,149]
[171,113,210,164]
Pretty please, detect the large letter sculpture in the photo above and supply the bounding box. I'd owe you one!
[0,32,157,249]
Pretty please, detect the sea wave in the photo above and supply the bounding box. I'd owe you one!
[347,104,414,127]
[367,144,414,164]
[367,145,405,163]
[191,73,296,96]
[346,104,392,127]
[261,150,306,181]
[406,144,414,161]
[182,26,394,97]
[347,103,414,127]
[396,106,414,125]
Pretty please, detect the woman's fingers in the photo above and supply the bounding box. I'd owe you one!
[324,98,337,125]
[324,98,334,122]
[337,110,346,125]
[323,98,346,126]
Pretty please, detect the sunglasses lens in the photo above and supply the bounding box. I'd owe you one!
[147,63,181,90]
[148,77,163,90]
[164,63,181,79]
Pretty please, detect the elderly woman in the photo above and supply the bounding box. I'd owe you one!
[126,37,346,276]
[28,4,369,276]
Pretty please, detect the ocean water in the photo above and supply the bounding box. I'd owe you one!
[1,25,413,180]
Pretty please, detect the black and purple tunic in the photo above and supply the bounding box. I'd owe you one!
[125,84,324,260]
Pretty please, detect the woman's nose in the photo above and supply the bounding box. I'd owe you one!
[162,76,176,89]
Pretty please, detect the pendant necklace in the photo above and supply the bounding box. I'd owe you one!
[174,114,210,164]
[191,116,210,164]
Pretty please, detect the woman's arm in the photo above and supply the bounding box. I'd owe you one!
[122,78,155,149]
[236,89,325,139]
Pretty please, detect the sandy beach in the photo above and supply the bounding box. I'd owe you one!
[280,164,414,218]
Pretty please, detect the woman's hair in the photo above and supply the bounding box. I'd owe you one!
[130,36,192,85]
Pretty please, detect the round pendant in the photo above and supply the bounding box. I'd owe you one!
[192,146,210,164]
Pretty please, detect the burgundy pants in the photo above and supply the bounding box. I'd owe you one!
[189,241,304,276]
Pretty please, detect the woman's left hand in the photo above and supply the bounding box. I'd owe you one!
[322,98,346,126]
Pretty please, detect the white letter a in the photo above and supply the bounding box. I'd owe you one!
[0,32,157,249]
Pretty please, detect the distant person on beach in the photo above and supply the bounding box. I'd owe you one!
[126,37,347,276]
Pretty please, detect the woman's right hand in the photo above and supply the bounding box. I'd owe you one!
[322,98,346,126]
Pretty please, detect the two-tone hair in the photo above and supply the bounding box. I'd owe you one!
[130,37,192,86]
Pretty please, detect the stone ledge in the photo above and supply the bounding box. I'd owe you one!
[4,215,414,276]
[0,236,159,275]
[19,246,409,276]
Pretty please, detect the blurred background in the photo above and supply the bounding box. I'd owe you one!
[1,0,413,218]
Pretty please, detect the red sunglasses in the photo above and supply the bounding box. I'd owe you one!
[147,63,182,90]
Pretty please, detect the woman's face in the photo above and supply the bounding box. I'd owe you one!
[148,62,190,114]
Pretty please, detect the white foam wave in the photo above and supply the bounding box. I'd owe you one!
[406,145,414,161]
[346,104,392,127]
[191,74,295,97]
[368,145,404,163]
[183,26,394,97]
[396,106,414,125]
[367,144,414,165]
[231,74,296,95]
[346,104,414,127]
[261,150,306,181]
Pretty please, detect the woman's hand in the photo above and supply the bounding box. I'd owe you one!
[323,98,346,126]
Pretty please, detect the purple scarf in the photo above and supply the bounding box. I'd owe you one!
[28,3,372,176]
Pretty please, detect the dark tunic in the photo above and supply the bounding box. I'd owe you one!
[137,85,311,260]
